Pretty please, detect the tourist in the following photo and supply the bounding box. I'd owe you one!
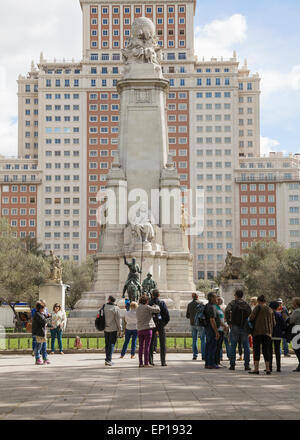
[249,297,258,350]
[277,298,291,357]
[50,303,67,355]
[136,295,160,368]
[215,297,228,367]
[225,290,252,371]
[289,297,300,372]
[103,296,122,366]
[269,301,286,372]
[216,297,230,362]
[186,293,206,361]
[248,295,275,375]
[31,301,51,365]
[203,292,220,369]
[120,301,138,359]
[149,289,170,367]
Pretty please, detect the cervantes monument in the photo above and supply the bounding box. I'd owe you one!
[68,18,203,331]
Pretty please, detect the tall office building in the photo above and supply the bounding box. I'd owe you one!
[2,0,266,280]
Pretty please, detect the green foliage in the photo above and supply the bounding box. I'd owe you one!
[196,279,216,294]
[62,257,94,310]
[241,241,298,306]
[0,220,49,315]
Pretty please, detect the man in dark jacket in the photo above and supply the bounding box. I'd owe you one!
[225,290,252,371]
[149,289,170,366]
[186,293,206,361]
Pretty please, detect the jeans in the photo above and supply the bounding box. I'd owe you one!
[215,331,224,365]
[121,329,138,357]
[138,329,152,366]
[34,341,48,360]
[221,333,230,360]
[282,338,289,356]
[104,331,117,363]
[149,326,166,365]
[50,328,63,352]
[229,325,250,368]
[294,347,300,368]
[270,340,281,371]
[32,335,36,352]
[204,326,218,367]
[191,325,206,359]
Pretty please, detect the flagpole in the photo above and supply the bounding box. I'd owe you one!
[140,236,144,286]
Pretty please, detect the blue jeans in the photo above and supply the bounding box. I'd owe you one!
[50,328,63,352]
[282,338,289,356]
[229,325,250,368]
[104,331,117,363]
[32,335,36,351]
[121,329,138,357]
[220,333,230,360]
[191,326,206,359]
[34,341,48,360]
[204,326,217,367]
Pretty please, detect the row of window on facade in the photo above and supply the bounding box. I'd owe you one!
[240,195,275,203]
[44,220,79,227]
[90,5,186,14]
[90,17,186,31]
[44,209,79,216]
[44,198,80,204]
[2,208,35,216]
[91,40,186,48]
[2,197,36,204]
[240,162,295,169]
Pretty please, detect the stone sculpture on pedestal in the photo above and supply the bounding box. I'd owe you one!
[142,273,157,297]
[68,17,203,332]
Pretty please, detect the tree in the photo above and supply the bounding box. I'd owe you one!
[0,220,49,319]
[20,235,46,258]
[62,257,94,310]
[241,241,287,303]
[277,248,300,303]
[196,279,216,294]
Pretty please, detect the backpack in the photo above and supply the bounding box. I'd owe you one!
[194,303,208,327]
[95,305,105,331]
[231,301,250,328]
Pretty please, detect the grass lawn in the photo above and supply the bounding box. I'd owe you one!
[5,336,193,350]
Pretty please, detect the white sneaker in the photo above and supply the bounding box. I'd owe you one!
[105,361,112,366]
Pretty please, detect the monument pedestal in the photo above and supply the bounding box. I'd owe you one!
[220,280,245,306]
[39,282,66,311]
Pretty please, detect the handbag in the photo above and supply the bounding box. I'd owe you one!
[247,305,261,336]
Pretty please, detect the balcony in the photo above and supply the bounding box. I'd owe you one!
[235,174,300,183]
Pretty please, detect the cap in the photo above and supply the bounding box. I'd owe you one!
[277,298,283,303]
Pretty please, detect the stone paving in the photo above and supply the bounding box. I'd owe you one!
[0,353,300,420]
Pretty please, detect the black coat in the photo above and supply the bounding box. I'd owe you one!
[149,298,170,329]
[32,312,50,337]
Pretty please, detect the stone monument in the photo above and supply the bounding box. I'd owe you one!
[219,251,245,306]
[68,18,204,332]
[39,251,66,311]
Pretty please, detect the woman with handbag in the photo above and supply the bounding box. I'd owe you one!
[248,295,275,375]
[50,303,67,354]
[32,301,52,365]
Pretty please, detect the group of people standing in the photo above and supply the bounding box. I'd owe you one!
[31,300,67,364]
[187,290,300,374]
[103,289,170,367]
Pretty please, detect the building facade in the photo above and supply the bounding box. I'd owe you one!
[5,0,293,283]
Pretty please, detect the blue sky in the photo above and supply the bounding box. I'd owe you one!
[195,0,300,154]
[0,0,299,156]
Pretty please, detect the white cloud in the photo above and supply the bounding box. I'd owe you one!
[260,65,300,96]
[260,136,286,156]
[194,14,247,59]
[0,0,82,156]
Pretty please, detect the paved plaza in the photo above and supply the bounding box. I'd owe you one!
[0,353,300,420]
